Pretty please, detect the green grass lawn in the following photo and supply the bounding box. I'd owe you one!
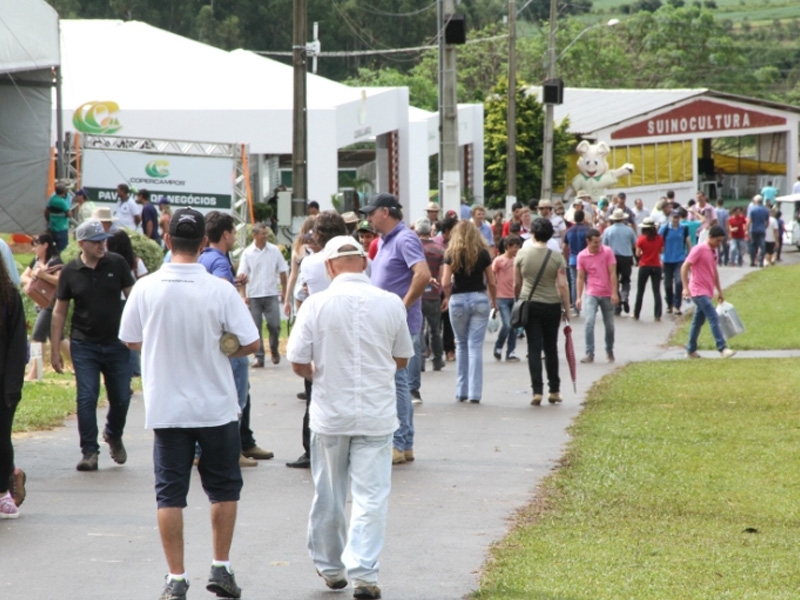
[15,373,78,432]
[475,359,800,600]
[670,263,800,350]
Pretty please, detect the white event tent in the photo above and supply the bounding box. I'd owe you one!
[57,20,484,222]
[0,0,60,233]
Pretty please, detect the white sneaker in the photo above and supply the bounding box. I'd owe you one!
[0,493,19,519]
[720,348,736,359]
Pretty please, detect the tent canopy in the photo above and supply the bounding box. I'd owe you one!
[0,0,59,233]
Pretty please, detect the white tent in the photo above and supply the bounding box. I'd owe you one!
[57,20,485,221]
[0,0,59,233]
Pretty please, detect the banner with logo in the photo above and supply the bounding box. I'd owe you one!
[81,148,235,211]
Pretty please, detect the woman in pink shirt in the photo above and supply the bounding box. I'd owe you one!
[680,225,736,358]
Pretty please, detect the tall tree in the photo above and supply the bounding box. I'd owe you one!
[484,77,574,207]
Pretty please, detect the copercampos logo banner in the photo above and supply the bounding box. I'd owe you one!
[72,101,122,134]
[145,160,170,178]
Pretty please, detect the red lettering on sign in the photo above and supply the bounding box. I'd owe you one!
[611,99,785,139]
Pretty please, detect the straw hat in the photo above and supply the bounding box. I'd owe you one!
[609,208,628,222]
[537,199,553,209]
[91,206,117,222]
[641,217,656,229]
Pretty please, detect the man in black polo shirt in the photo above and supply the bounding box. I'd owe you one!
[51,220,136,471]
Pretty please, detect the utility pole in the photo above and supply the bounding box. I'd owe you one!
[506,0,516,205]
[540,0,558,201]
[292,0,308,219]
[440,0,461,215]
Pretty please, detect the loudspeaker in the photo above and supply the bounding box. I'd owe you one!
[697,157,715,176]
[445,14,466,44]
[543,78,564,105]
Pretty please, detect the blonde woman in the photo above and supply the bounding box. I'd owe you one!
[441,221,497,403]
[283,215,318,317]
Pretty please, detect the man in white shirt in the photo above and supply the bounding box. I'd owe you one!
[119,208,260,600]
[238,223,288,366]
[632,198,649,232]
[114,183,142,230]
[537,199,566,241]
[287,236,413,600]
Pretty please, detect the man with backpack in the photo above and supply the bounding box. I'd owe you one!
[659,209,692,316]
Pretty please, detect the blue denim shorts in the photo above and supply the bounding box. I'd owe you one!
[153,420,242,508]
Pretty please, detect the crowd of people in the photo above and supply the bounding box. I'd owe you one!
[0,181,787,600]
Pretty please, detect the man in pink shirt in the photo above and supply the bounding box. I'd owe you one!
[576,229,619,363]
[680,225,735,359]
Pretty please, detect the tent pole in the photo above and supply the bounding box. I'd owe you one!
[54,65,65,181]
[292,0,308,218]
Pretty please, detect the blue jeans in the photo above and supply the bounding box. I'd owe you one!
[717,236,729,265]
[408,333,423,394]
[229,356,249,411]
[70,339,131,455]
[52,229,68,251]
[449,292,491,401]
[583,295,615,357]
[686,295,727,353]
[393,361,414,451]
[662,262,684,311]
[308,432,392,586]
[493,297,517,358]
[568,265,579,311]
[749,231,766,266]
[729,238,746,266]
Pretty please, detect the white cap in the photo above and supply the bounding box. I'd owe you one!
[323,235,366,260]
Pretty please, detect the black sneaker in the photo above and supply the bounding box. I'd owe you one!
[493,349,501,360]
[206,565,241,598]
[623,300,630,314]
[286,453,311,469]
[317,569,348,590]
[103,432,127,464]
[354,584,381,599]
[159,576,189,600]
[76,451,98,471]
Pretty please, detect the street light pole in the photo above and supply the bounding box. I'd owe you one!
[292,0,308,219]
[541,17,619,201]
[506,0,517,203]
[540,0,558,201]
[440,0,461,216]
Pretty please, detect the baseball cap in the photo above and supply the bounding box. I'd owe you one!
[359,192,402,215]
[169,208,205,239]
[76,220,113,242]
[157,196,170,205]
[356,220,373,233]
[323,235,366,260]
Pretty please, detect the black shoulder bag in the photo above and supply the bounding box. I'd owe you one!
[510,250,552,329]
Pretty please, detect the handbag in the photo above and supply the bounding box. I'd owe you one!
[510,250,552,329]
[23,264,62,309]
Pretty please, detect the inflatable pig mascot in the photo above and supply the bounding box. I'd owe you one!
[564,141,634,202]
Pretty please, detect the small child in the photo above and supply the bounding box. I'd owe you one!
[491,235,522,362]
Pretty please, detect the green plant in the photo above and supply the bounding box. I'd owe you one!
[61,230,163,273]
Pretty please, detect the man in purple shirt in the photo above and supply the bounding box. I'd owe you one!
[361,193,431,465]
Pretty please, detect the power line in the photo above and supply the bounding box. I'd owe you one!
[348,1,437,17]
[254,34,508,58]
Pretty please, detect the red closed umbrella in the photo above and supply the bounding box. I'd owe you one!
[563,318,577,393]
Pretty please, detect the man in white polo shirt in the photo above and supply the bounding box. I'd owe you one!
[119,208,260,600]
[287,236,414,600]
[237,223,289,367]
[114,183,141,231]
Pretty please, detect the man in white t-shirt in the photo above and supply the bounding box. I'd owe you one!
[287,236,414,600]
[119,208,259,600]
[238,223,288,366]
[114,183,142,230]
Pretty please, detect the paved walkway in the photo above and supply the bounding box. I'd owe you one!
[4,254,793,599]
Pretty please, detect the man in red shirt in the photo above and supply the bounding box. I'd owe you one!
[727,207,747,267]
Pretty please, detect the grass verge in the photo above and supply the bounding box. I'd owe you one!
[15,373,77,432]
[474,359,800,600]
[670,263,800,350]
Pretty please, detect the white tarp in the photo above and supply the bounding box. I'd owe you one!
[0,0,60,233]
